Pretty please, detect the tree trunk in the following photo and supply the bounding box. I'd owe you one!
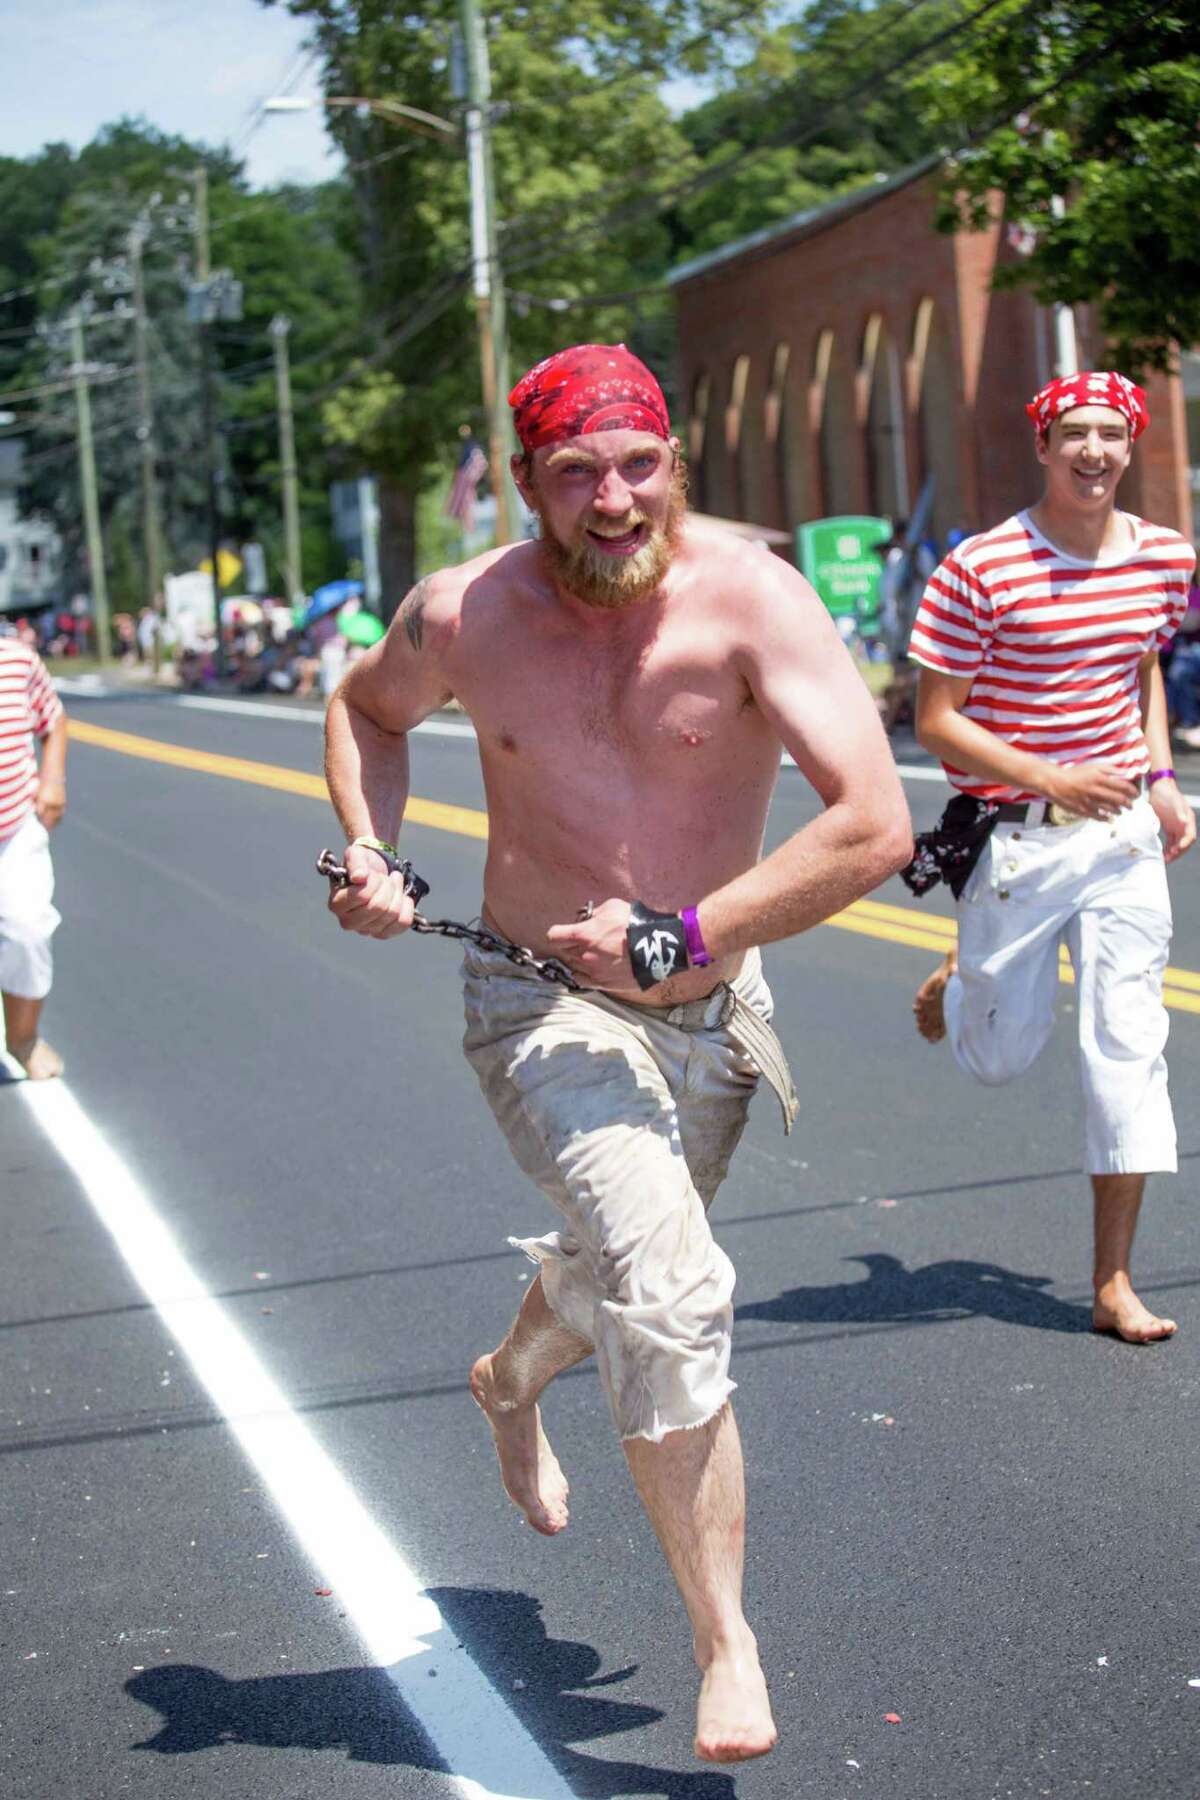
[376,476,416,622]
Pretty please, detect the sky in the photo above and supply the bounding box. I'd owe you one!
[2,0,708,190]
[2,0,339,188]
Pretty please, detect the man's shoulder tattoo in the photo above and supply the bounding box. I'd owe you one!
[399,577,432,652]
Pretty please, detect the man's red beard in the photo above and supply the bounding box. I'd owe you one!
[534,468,688,609]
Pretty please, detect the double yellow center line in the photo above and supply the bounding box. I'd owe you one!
[67,716,1200,1016]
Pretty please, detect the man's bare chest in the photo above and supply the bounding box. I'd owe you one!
[452,630,756,765]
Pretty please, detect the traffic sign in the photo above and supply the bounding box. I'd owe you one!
[797,515,891,622]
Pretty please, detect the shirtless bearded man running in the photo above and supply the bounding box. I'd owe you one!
[323,344,912,1762]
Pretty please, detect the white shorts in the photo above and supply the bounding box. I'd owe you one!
[0,812,59,1001]
[462,947,773,1443]
[947,794,1175,1175]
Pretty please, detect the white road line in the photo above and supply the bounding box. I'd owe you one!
[63,688,1200,805]
[174,695,478,739]
[19,1080,577,1800]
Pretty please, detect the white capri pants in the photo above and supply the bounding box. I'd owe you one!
[946,793,1175,1175]
[0,813,60,1001]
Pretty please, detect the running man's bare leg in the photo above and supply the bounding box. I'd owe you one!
[914,947,957,1042]
[470,1273,592,1535]
[1092,1173,1177,1342]
[624,1402,777,1764]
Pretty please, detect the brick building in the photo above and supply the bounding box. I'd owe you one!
[669,161,1196,550]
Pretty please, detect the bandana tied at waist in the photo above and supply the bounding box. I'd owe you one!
[901,795,1000,900]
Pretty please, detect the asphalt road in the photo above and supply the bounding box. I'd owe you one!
[4,687,1200,1800]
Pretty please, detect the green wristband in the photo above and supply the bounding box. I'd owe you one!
[350,834,399,862]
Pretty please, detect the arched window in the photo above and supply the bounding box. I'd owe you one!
[764,343,795,531]
[861,313,909,521]
[812,330,856,517]
[910,298,965,543]
[724,354,751,458]
[688,370,711,512]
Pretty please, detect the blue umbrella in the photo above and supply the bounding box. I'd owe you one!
[302,578,363,627]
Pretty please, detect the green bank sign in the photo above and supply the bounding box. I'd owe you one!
[796,515,890,620]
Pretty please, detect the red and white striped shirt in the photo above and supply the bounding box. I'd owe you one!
[908,511,1195,801]
[0,642,63,841]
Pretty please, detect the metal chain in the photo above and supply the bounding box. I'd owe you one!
[315,850,587,991]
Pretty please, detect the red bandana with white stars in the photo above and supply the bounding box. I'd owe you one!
[1025,371,1149,440]
[509,343,670,454]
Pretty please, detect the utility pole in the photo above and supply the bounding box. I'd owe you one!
[269,314,302,604]
[68,312,110,667]
[189,165,242,680]
[1049,194,1079,377]
[128,220,165,667]
[460,0,514,544]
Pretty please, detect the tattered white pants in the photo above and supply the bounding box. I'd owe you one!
[946,794,1176,1175]
[462,947,773,1442]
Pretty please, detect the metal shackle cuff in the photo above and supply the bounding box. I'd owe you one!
[349,837,430,903]
[627,900,691,990]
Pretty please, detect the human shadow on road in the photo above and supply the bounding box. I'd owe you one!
[126,1588,737,1800]
[737,1252,1092,1334]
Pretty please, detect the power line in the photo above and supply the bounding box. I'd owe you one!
[499,0,1025,281]
[495,0,950,266]
[231,45,321,162]
[223,265,471,435]
[505,0,1169,317]
[0,367,137,406]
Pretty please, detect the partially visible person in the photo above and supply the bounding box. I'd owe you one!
[0,637,68,1079]
[873,524,921,733]
[113,612,136,664]
[905,370,1195,1344]
[136,606,159,664]
[1165,579,1200,749]
[318,629,348,702]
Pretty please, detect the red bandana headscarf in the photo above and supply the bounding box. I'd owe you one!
[509,343,670,455]
[1025,371,1149,441]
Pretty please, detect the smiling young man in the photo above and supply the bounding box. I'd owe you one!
[906,371,1196,1344]
[322,344,911,1762]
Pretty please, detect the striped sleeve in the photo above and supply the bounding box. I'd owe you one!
[27,652,62,738]
[907,553,991,678]
[1154,545,1196,650]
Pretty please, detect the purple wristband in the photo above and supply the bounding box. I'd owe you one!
[1147,768,1176,787]
[681,905,712,968]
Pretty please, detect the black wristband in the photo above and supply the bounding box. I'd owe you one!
[351,838,429,904]
[627,900,690,990]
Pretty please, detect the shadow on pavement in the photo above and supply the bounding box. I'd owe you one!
[126,1587,737,1799]
[737,1252,1092,1334]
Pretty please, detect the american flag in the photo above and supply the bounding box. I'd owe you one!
[444,436,489,530]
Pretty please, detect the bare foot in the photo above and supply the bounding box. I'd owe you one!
[1093,1275,1177,1344]
[469,1352,570,1535]
[913,950,957,1043]
[8,1037,64,1080]
[694,1635,777,1763]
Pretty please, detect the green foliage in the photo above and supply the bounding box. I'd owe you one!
[670,1,963,253]
[263,0,771,515]
[1,121,362,598]
[914,1,1200,371]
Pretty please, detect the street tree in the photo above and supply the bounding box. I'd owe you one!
[265,0,772,597]
[916,0,1200,371]
[3,122,361,605]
